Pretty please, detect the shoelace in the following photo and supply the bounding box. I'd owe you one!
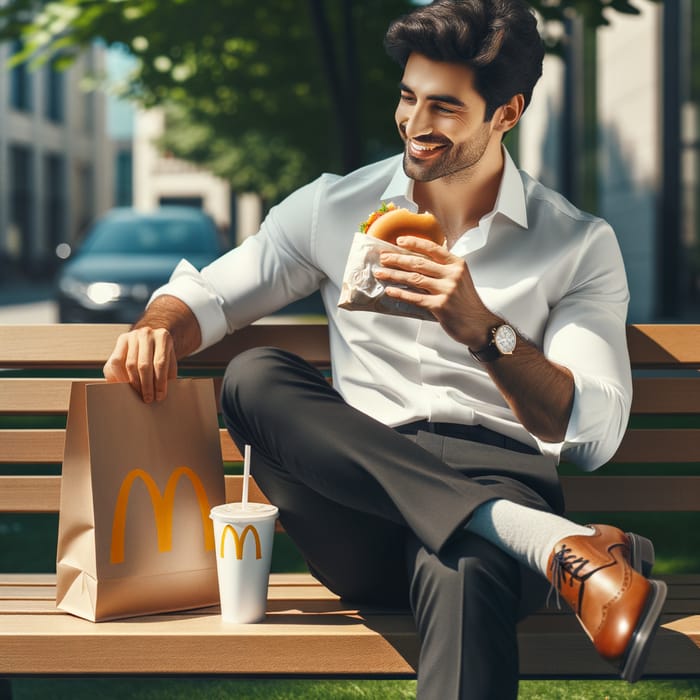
[546,543,590,610]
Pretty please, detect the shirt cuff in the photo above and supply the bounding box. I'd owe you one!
[561,369,630,471]
[148,259,229,354]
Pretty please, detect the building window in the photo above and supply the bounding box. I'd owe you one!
[9,145,34,271]
[115,148,133,206]
[9,40,33,113]
[45,58,65,123]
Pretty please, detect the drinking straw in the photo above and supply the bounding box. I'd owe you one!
[242,444,251,509]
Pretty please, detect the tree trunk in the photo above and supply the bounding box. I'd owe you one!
[307,0,362,173]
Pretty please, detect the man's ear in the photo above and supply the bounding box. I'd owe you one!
[492,94,525,134]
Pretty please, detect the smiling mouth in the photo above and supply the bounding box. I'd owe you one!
[407,139,448,159]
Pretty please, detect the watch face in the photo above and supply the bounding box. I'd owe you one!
[494,324,517,354]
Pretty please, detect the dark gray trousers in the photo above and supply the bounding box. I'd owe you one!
[220,347,564,699]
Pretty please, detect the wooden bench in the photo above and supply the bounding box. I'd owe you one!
[1,322,700,690]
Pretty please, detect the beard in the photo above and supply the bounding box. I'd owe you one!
[400,123,492,183]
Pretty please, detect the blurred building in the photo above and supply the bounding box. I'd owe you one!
[520,0,699,322]
[132,107,263,247]
[0,42,112,278]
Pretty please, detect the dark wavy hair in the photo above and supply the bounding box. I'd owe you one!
[384,0,544,120]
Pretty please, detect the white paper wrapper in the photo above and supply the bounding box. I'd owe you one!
[337,232,436,321]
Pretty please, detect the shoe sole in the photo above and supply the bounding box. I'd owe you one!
[626,532,655,577]
[619,579,668,683]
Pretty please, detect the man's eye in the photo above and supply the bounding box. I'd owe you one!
[400,93,416,103]
[435,105,455,114]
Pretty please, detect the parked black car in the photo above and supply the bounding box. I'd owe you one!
[56,207,224,323]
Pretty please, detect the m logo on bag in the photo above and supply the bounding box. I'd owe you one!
[220,524,262,560]
[110,466,215,564]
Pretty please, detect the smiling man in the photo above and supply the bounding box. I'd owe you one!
[104,2,666,698]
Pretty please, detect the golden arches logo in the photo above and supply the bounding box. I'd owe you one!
[110,466,214,564]
[220,524,262,560]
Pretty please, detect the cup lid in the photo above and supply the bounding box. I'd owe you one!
[210,502,279,521]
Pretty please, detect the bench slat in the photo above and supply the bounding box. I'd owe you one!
[0,379,74,414]
[561,476,700,512]
[627,324,700,367]
[4,427,700,465]
[0,324,129,367]
[0,608,697,677]
[0,611,420,676]
[631,377,700,414]
[517,627,700,677]
[0,323,331,368]
[3,474,700,514]
[613,429,700,463]
[1,324,697,368]
[4,376,699,415]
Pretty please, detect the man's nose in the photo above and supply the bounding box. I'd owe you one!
[403,105,433,139]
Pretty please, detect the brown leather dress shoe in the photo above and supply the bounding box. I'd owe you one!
[547,524,667,683]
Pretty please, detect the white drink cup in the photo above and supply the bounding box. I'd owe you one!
[209,502,279,623]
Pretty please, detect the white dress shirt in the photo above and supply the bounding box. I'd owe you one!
[151,149,632,471]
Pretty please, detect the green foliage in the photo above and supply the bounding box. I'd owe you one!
[0,0,660,201]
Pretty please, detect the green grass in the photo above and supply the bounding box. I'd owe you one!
[8,678,700,699]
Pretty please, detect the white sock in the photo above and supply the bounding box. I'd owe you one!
[466,499,594,577]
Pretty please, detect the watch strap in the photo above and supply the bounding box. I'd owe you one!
[468,340,502,363]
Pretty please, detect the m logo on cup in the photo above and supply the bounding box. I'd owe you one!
[110,466,215,565]
[219,523,262,560]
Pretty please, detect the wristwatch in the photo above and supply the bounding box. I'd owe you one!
[469,323,517,362]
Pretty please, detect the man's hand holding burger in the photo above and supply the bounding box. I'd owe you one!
[373,234,499,349]
[361,203,498,347]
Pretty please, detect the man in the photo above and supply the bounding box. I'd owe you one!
[104,1,666,697]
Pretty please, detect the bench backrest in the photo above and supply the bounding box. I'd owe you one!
[0,323,698,518]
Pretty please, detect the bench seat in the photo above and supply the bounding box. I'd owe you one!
[1,571,699,677]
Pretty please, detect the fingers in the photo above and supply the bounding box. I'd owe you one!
[377,247,462,292]
[103,333,131,384]
[394,235,452,262]
[103,328,177,403]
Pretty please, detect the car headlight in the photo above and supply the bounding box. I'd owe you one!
[86,282,122,305]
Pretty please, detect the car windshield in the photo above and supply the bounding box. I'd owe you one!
[81,217,219,256]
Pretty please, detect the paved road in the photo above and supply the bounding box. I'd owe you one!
[0,300,58,324]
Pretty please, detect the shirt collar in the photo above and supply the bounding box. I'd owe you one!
[379,146,528,230]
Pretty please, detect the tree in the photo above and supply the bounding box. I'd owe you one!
[0,0,658,202]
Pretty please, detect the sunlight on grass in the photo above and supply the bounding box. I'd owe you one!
[11,678,700,699]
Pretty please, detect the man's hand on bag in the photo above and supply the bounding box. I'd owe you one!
[103,327,178,403]
[103,296,202,403]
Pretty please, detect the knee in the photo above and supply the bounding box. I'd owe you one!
[223,346,284,393]
[221,346,292,413]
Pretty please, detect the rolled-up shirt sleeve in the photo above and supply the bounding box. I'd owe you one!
[150,259,230,351]
[543,221,633,471]
[149,177,327,353]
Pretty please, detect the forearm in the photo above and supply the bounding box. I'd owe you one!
[133,295,202,360]
[458,308,575,443]
[483,333,574,443]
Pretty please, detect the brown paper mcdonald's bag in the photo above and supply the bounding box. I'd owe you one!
[56,378,226,621]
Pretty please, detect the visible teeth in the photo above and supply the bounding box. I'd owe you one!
[411,141,441,151]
